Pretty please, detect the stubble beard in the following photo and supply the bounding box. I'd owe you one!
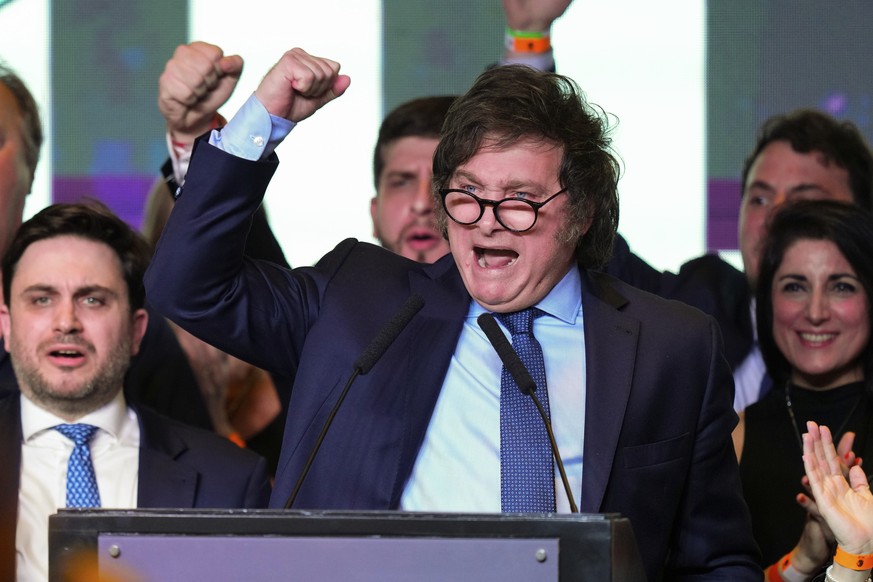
[12,336,132,419]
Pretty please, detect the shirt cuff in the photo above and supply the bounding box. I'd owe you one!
[166,132,190,187]
[209,93,296,160]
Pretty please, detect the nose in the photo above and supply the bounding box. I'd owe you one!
[806,289,830,324]
[53,300,82,335]
[411,181,434,216]
[475,203,502,235]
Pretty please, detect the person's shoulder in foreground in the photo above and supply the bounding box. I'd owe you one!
[137,405,271,509]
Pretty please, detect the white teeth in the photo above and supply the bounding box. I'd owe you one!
[476,255,517,268]
[800,333,835,343]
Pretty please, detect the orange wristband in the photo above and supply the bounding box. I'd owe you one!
[835,546,873,571]
[765,552,791,582]
[227,431,246,448]
[764,551,807,582]
[505,28,551,54]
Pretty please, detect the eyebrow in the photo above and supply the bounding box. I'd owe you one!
[776,273,859,282]
[74,285,119,299]
[383,170,418,179]
[453,170,545,193]
[21,284,119,299]
[453,170,482,186]
[747,181,830,194]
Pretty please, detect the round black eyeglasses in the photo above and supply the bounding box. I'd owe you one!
[439,188,567,233]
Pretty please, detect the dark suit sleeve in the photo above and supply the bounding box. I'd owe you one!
[157,155,289,268]
[247,205,290,268]
[144,139,342,378]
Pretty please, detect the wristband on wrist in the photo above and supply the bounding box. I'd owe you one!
[505,27,551,54]
[227,431,246,448]
[764,551,810,582]
[836,547,873,571]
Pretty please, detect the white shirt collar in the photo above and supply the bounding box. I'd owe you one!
[21,390,130,443]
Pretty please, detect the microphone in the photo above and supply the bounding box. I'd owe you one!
[353,294,426,374]
[477,312,578,513]
[284,294,425,509]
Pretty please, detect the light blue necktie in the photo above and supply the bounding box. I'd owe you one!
[54,424,102,508]
[495,308,556,512]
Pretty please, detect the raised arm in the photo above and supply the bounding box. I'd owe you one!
[501,0,572,69]
[145,49,350,374]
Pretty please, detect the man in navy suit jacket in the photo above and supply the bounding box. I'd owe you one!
[0,202,270,580]
[146,50,760,579]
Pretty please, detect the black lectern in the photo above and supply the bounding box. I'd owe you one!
[49,509,646,581]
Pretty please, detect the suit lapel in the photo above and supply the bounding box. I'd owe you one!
[136,408,198,508]
[389,257,469,506]
[579,271,639,512]
[0,393,21,582]
[381,257,641,511]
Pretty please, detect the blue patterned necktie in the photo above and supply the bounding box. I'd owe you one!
[54,424,102,508]
[494,308,555,512]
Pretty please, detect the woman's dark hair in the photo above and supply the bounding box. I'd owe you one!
[756,200,873,394]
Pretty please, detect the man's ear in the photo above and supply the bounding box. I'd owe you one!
[0,304,10,350]
[579,215,594,238]
[129,308,149,356]
[370,196,380,239]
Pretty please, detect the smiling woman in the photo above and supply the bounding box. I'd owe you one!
[735,199,873,578]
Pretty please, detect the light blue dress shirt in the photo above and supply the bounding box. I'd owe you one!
[401,267,586,513]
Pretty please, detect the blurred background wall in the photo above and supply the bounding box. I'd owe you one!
[2,0,872,271]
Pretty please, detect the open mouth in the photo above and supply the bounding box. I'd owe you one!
[798,332,836,346]
[475,246,518,268]
[51,349,83,358]
[47,346,87,366]
[405,227,441,250]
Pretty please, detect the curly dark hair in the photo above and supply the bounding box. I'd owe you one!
[432,65,620,269]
